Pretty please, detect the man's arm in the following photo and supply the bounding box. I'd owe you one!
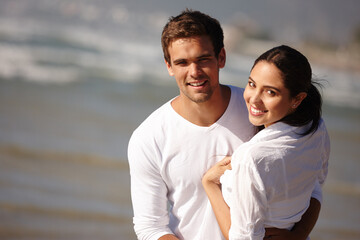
[128,133,175,240]
[292,198,321,238]
[265,171,323,239]
[265,198,321,240]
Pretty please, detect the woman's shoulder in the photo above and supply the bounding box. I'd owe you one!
[232,136,287,179]
[233,141,271,165]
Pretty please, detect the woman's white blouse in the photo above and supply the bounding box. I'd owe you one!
[220,120,330,240]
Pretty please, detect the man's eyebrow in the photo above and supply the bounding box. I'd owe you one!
[173,53,213,65]
[197,53,213,58]
[173,58,186,64]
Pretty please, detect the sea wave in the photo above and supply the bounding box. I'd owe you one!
[0,1,359,109]
[0,16,165,84]
[0,144,128,169]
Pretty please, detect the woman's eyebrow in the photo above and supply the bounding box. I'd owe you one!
[249,76,282,92]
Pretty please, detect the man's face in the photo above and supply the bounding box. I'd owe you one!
[165,36,225,104]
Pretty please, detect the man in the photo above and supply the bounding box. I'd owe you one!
[128,10,321,240]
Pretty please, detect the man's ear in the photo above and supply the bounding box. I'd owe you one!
[218,48,226,69]
[292,92,307,109]
[165,60,174,76]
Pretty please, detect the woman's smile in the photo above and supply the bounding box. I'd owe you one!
[249,105,268,116]
[244,61,296,128]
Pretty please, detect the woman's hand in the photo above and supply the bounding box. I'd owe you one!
[202,156,232,240]
[202,156,232,186]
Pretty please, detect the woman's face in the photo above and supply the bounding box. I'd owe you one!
[244,61,299,128]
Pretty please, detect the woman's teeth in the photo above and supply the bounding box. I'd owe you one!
[251,106,267,114]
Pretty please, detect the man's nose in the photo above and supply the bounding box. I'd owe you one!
[189,62,202,78]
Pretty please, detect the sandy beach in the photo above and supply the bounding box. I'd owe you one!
[0,1,359,239]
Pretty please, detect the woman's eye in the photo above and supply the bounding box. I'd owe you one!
[248,81,255,87]
[266,90,276,96]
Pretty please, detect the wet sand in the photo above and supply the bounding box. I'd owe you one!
[0,145,136,240]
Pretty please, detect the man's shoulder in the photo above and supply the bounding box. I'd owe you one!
[134,101,171,130]
[227,85,246,106]
[228,84,244,94]
[130,99,175,144]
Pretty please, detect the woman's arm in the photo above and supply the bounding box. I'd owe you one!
[159,234,180,240]
[202,157,232,240]
[203,156,320,240]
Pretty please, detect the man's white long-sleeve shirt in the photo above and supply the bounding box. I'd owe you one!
[128,86,254,240]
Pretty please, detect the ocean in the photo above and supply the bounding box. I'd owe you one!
[0,1,359,239]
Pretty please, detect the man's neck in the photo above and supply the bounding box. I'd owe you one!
[171,85,231,127]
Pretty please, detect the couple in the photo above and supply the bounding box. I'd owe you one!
[128,9,330,240]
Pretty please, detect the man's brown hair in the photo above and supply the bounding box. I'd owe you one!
[161,9,224,64]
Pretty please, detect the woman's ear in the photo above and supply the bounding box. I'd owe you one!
[292,92,307,109]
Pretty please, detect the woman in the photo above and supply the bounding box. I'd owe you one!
[202,45,330,240]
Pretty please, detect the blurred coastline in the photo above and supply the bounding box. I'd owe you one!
[0,1,359,239]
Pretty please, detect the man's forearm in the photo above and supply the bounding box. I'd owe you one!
[264,197,321,240]
[292,197,321,239]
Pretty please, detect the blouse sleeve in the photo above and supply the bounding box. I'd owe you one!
[319,122,330,186]
[229,150,267,240]
[312,119,331,203]
[310,180,323,203]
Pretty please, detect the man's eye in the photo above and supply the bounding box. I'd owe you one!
[175,61,186,66]
[199,58,210,62]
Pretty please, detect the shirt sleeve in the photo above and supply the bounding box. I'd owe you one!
[229,150,267,240]
[128,132,174,240]
[319,122,330,186]
[311,120,331,204]
[310,180,323,203]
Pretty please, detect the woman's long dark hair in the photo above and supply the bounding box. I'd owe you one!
[252,45,322,135]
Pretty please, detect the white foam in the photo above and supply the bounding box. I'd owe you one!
[0,5,359,109]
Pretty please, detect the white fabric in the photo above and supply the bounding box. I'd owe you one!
[128,86,255,240]
[220,120,330,240]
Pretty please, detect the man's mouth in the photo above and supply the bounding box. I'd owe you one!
[187,80,207,87]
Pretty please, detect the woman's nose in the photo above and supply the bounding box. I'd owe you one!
[250,91,262,104]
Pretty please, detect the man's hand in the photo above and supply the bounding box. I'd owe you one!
[264,228,300,240]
